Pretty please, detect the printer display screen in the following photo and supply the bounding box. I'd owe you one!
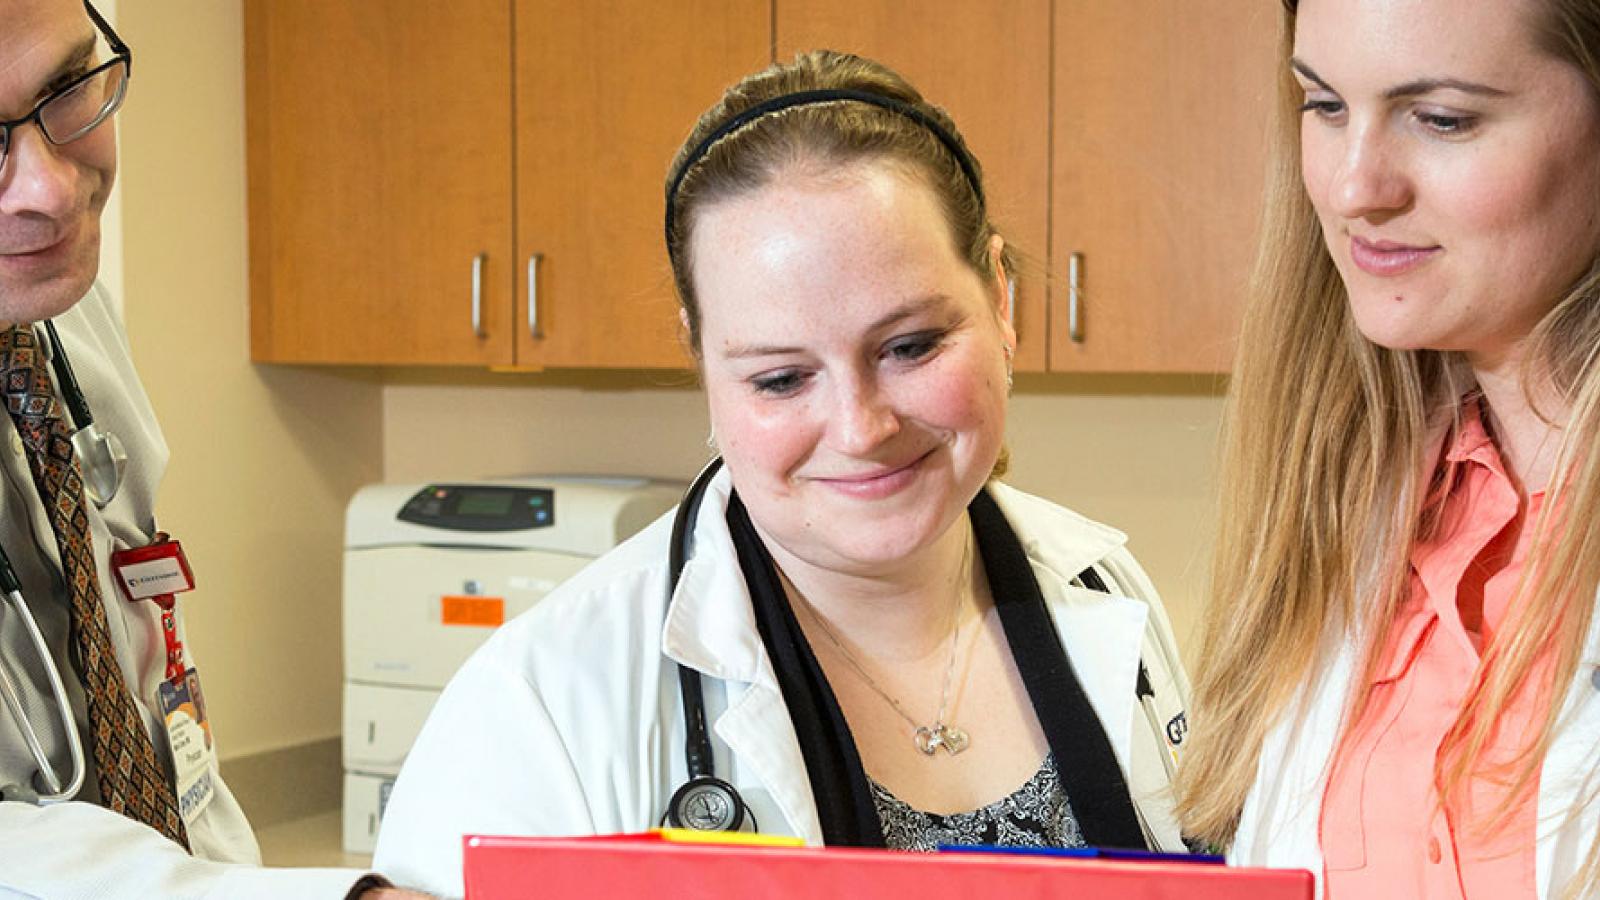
[456,491,514,517]
[398,485,555,531]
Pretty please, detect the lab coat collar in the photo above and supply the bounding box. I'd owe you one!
[660,466,769,686]
[986,480,1129,587]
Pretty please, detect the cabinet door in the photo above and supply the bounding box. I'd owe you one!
[775,1,1052,374]
[1050,2,1279,373]
[514,1,772,370]
[246,1,515,365]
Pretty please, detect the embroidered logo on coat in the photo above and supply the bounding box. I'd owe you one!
[1166,711,1188,746]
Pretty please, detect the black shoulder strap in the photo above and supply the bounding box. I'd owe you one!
[725,492,885,847]
[969,490,1148,849]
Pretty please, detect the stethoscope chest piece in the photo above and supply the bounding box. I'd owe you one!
[71,424,127,508]
[666,775,746,832]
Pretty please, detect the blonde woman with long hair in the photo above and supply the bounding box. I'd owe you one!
[1177,0,1600,897]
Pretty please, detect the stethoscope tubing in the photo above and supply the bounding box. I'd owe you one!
[40,321,95,432]
[669,457,725,782]
[0,541,86,804]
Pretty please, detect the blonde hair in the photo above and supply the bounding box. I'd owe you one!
[1177,3,1600,893]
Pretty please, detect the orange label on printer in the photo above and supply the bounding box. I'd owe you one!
[441,595,505,627]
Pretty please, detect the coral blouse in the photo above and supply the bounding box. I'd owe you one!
[1320,404,1555,899]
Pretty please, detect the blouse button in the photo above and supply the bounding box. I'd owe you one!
[1427,836,1442,864]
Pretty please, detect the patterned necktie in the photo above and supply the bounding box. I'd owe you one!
[0,324,189,848]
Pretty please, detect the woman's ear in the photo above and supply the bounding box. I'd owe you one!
[988,234,1017,352]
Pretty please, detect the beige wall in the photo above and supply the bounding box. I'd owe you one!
[381,374,1224,654]
[97,0,122,308]
[116,0,384,760]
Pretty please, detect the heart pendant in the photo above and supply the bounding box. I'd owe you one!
[937,724,971,755]
[914,726,942,755]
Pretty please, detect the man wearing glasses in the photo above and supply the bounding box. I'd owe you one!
[0,2,425,896]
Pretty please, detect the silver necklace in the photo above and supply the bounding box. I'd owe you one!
[794,538,973,757]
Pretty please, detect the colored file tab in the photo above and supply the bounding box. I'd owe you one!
[652,828,805,847]
[940,843,1226,865]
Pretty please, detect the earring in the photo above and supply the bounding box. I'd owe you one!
[706,428,718,450]
[1003,343,1015,392]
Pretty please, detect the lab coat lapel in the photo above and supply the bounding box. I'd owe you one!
[716,677,824,845]
[1537,592,1600,897]
[659,469,822,844]
[0,421,66,577]
[660,471,764,684]
[1039,578,1148,774]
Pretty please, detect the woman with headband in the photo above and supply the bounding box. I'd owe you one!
[374,51,1190,897]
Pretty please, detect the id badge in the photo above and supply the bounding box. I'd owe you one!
[158,667,217,825]
[110,537,196,602]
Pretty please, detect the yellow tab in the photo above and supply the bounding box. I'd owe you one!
[652,828,805,848]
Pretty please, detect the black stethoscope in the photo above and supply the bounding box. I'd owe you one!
[662,458,751,832]
[31,321,127,508]
[659,459,1180,834]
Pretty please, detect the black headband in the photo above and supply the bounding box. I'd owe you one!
[664,88,986,253]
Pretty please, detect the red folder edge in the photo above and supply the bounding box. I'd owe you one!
[463,834,1314,900]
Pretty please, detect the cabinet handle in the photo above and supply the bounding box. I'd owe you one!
[527,253,544,339]
[470,253,487,338]
[1067,252,1085,343]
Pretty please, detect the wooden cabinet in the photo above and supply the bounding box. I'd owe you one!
[1050,3,1279,372]
[515,3,769,369]
[775,1,1052,373]
[247,1,768,368]
[247,1,515,366]
[776,2,1276,374]
[248,2,1278,374]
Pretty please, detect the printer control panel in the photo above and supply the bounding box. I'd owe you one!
[396,485,555,532]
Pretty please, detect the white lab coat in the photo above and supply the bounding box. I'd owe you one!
[1230,598,1600,898]
[375,469,1192,899]
[0,285,368,899]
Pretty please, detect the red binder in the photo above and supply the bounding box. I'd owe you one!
[462,834,1314,899]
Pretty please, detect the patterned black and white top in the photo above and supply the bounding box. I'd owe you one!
[868,753,1086,852]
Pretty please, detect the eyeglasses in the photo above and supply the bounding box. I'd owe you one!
[0,2,132,176]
